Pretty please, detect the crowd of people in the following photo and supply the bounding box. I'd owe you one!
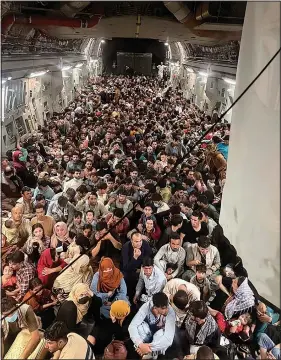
[1,75,280,360]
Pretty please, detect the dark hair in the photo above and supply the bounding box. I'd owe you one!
[29,277,43,290]
[34,203,45,211]
[83,223,93,231]
[21,186,31,194]
[50,248,57,261]
[38,179,48,188]
[32,223,45,236]
[2,297,17,313]
[152,292,168,308]
[76,185,88,194]
[98,182,108,190]
[196,264,207,273]
[198,236,211,249]
[170,214,183,227]
[196,345,215,360]
[44,321,69,342]
[65,188,76,197]
[189,300,208,319]
[237,276,246,287]
[191,210,202,220]
[170,205,181,215]
[58,196,68,207]
[89,191,98,197]
[170,232,181,241]
[86,209,94,216]
[74,211,82,218]
[198,195,208,205]
[113,208,124,218]
[96,220,107,232]
[173,290,189,310]
[9,250,24,264]
[142,256,154,267]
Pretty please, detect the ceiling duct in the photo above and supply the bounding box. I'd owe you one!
[60,2,91,18]
[163,1,242,41]
[1,14,101,34]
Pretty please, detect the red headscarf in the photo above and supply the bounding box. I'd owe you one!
[12,150,26,171]
[37,248,66,286]
[97,257,123,293]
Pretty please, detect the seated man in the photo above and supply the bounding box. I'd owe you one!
[31,203,55,238]
[134,257,167,304]
[44,321,95,359]
[2,296,43,359]
[16,186,35,220]
[120,232,152,301]
[163,278,200,327]
[182,236,221,282]
[129,292,176,359]
[154,233,186,280]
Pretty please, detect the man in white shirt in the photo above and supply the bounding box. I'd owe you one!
[63,170,83,192]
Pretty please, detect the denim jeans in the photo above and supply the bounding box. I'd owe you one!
[259,333,281,359]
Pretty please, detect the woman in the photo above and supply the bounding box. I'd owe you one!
[90,257,129,319]
[56,283,96,333]
[194,172,207,193]
[141,219,161,255]
[223,277,256,320]
[50,222,72,250]
[22,223,50,265]
[37,248,67,288]
[53,254,93,296]
[87,300,132,355]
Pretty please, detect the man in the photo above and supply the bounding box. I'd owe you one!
[2,296,42,359]
[201,211,217,236]
[158,214,183,248]
[154,233,186,280]
[65,152,83,172]
[9,250,36,300]
[197,195,220,224]
[163,278,200,327]
[47,195,76,225]
[16,186,35,219]
[76,191,107,219]
[182,210,209,249]
[31,203,55,237]
[107,190,134,218]
[44,321,95,359]
[33,179,55,201]
[129,292,176,359]
[63,169,83,192]
[168,185,189,207]
[134,257,167,304]
[2,206,31,246]
[120,232,152,300]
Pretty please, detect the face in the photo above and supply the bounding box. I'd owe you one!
[3,265,13,277]
[190,215,200,228]
[196,271,206,281]
[144,206,153,217]
[154,306,168,317]
[146,219,154,231]
[88,195,97,205]
[192,315,205,325]
[9,262,20,271]
[45,340,61,354]
[33,285,43,296]
[12,207,23,222]
[170,239,181,251]
[239,314,249,325]
[85,161,93,169]
[33,227,43,239]
[86,212,94,223]
[74,171,81,179]
[56,225,66,238]
[73,155,79,162]
[132,234,142,249]
[188,171,195,180]
[143,266,153,278]
[118,194,126,204]
[74,216,82,224]
[83,228,92,238]
[35,207,45,220]
[23,190,32,201]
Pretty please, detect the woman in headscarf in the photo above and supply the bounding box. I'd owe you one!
[90,257,129,319]
[55,283,96,333]
[37,248,67,289]
[50,222,72,250]
[53,254,93,296]
[87,300,132,356]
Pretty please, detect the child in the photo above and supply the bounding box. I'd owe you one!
[137,204,156,231]
[1,264,20,299]
[190,264,215,304]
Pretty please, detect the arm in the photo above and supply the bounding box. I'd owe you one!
[154,246,165,271]
[150,309,176,351]
[90,273,109,302]
[118,278,127,297]
[128,302,150,347]
[171,249,186,278]
[211,248,221,273]
[20,329,41,359]
[107,232,122,250]
[99,202,108,217]
[91,241,101,258]
[135,271,145,297]
[121,246,140,272]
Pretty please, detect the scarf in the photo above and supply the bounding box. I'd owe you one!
[50,222,71,248]
[97,257,123,293]
[185,312,218,345]
[12,150,26,171]
[53,255,93,294]
[67,283,93,323]
[224,278,255,320]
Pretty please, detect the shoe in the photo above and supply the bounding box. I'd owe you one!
[142,353,158,360]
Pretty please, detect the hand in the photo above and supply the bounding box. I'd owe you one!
[104,301,112,306]
[42,267,53,276]
[108,291,114,297]
[52,299,58,306]
[142,235,149,241]
[165,273,172,280]
[258,313,272,323]
[229,326,238,333]
[193,260,201,266]
[133,295,139,304]
[267,352,276,360]
[133,248,141,260]
[137,343,151,356]
[108,197,115,204]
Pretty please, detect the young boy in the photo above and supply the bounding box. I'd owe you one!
[190,264,215,304]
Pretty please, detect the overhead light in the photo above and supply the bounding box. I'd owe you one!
[199,71,208,77]
[75,63,83,68]
[101,39,105,43]
[7,77,12,80]
[186,67,194,73]
[62,66,72,71]
[29,70,49,78]
[164,42,169,46]
[223,77,236,85]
